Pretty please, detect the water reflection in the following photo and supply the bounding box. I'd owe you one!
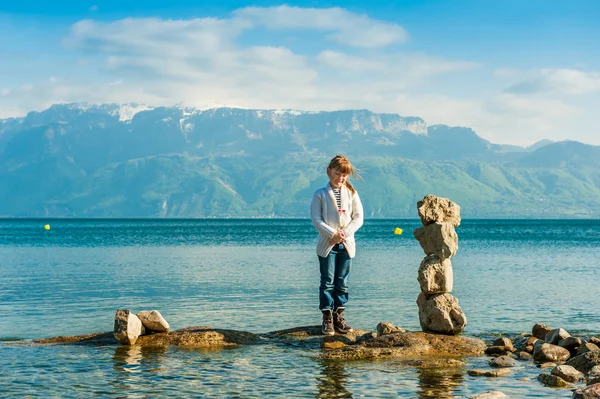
[415,363,465,399]
[316,360,353,399]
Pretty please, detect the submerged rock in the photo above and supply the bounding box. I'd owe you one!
[469,391,508,398]
[537,373,573,388]
[468,369,511,377]
[319,331,485,361]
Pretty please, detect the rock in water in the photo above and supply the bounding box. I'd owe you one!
[417,194,461,227]
[416,293,467,335]
[114,309,145,345]
[137,310,170,332]
[417,254,453,294]
[413,222,458,260]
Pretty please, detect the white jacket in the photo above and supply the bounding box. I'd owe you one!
[310,183,364,258]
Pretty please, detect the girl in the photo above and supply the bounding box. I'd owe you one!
[310,155,364,335]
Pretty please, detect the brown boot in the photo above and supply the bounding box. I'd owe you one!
[321,309,335,336]
[334,307,353,334]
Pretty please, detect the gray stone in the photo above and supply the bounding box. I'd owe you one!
[468,369,512,377]
[485,346,514,356]
[519,351,533,360]
[567,351,600,374]
[416,293,467,335]
[137,310,170,333]
[545,328,571,345]
[469,391,508,399]
[533,342,571,363]
[376,322,405,336]
[489,355,519,368]
[413,222,458,260]
[417,254,453,294]
[532,323,553,340]
[578,343,600,356]
[572,383,600,398]
[560,337,583,356]
[114,309,145,346]
[552,365,584,383]
[417,195,461,228]
[537,373,573,387]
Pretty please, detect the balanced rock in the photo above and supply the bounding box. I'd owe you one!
[418,254,453,294]
[416,293,466,335]
[533,342,571,363]
[137,310,170,333]
[114,309,145,345]
[376,322,406,336]
[413,222,458,260]
[551,365,584,383]
[532,323,553,340]
[417,195,461,228]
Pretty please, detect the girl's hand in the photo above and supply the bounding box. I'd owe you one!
[329,230,346,245]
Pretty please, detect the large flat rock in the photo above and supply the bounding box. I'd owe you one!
[320,331,486,360]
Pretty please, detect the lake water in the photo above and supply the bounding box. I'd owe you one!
[1,219,599,398]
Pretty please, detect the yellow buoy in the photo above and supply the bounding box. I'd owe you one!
[394,227,402,235]
[44,224,51,230]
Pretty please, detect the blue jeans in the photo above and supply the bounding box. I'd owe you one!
[318,246,352,311]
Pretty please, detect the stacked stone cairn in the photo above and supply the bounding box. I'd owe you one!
[413,194,467,335]
[114,309,171,345]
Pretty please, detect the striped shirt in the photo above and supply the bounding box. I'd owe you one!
[332,187,342,210]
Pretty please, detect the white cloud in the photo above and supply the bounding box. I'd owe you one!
[2,7,600,146]
[507,68,600,95]
[234,6,407,48]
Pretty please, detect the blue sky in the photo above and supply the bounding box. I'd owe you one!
[1,0,600,145]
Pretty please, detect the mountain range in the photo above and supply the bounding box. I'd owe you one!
[1,103,599,218]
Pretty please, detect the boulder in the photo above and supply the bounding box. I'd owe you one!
[532,323,553,340]
[578,343,600,356]
[519,351,533,360]
[489,355,519,368]
[319,331,485,361]
[537,373,573,388]
[417,195,461,227]
[572,383,600,398]
[524,336,540,353]
[492,337,515,351]
[416,293,467,335]
[567,351,600,374]
[114,309,145,346]
[468,369,511,377]
[376,322,405,336]
[469,391,508,399]
[560,337,583,356]
[552,365,584,383]
[591,337,600,346]
[545,328,571,345]
[413,223,458,260]
[533,342,571,363]
[417,255,453,294]
[137,310,170,333]
[485,346,515,356]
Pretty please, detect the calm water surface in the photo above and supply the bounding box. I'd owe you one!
[1,219,599,398]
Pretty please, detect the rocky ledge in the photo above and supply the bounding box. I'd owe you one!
[34,323,486,363]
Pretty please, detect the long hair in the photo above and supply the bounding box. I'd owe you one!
[327,154,360,194]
